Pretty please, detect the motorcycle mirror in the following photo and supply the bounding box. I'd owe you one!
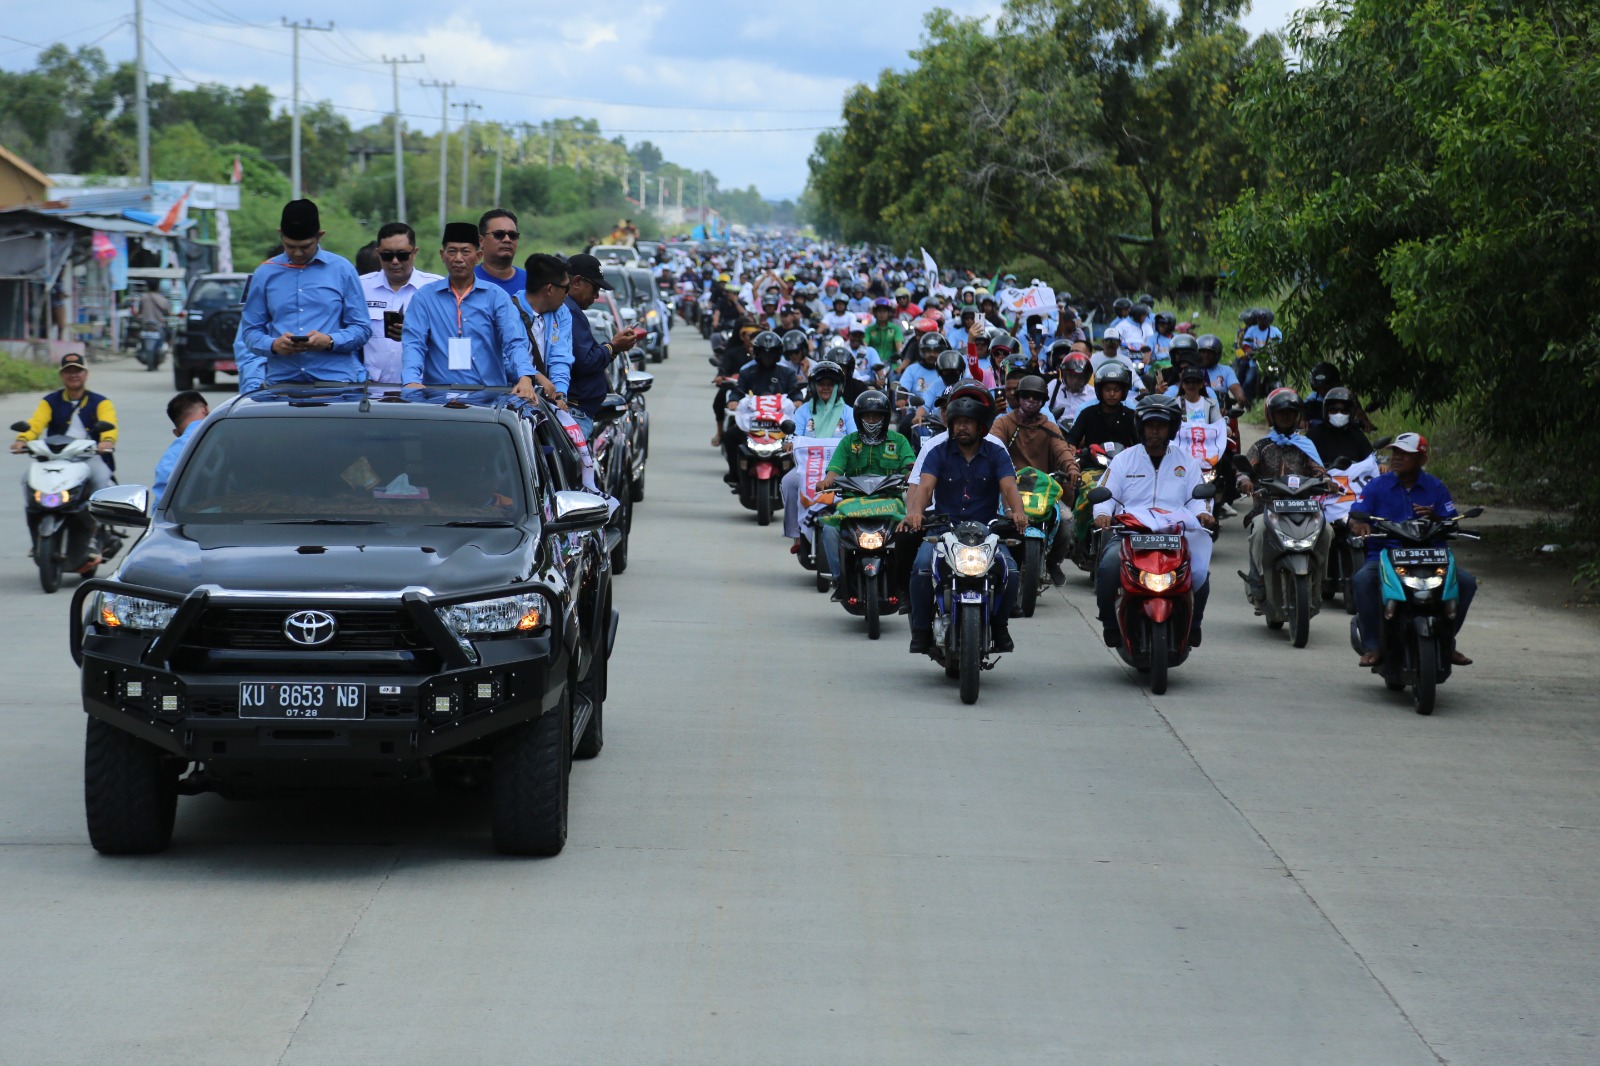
[1086,486,1112,505]
[1372,435,1392,450]
[9,421,28,433]
[708,357,720,367]
[780,419,796,435]
[1232,454,1252,475]
[1330,456,1353,470]
[1192,482,1218,500]
[93,421,116,434]
[1461,506,1484,519]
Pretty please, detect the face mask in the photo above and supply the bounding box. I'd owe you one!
[1328,412,1351,428]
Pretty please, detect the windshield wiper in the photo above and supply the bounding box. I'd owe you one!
[268,518,381,525]
[434,519,517,527]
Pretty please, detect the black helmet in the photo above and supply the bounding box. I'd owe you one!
[1322,385,1355,409]
[1239,308,1258,324]
[1168,333,1200,365]
[1153,311,1176,331]
[935,349,966,383]
[809,359,844,385]
[1137,293,1156,309]
[988,330,1018,356]
[1094,361,1134,397]
[1178,364,1206,385]
[1136,393,1182,428]
[1259,308,1276,326]
[853,389,891,445]
[1195,333,1224,366]
[751,330,783,364]
[781,328,809,356]
[1309,361,1340,394]
[918,331,949,356]
[944,383,997,430]
[1016,375,1049,401]
[1265,387,1303,421]
[1040,338,1075,367]
[1112,296,1133,316]
[1128,302,1150,319]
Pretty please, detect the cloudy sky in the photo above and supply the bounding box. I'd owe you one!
[4,1,1309,200]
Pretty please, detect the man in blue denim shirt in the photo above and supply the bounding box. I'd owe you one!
[1348,433,1477,667]
[237,200,371,392]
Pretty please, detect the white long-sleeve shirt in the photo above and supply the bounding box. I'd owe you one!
[1092,441,1208,525]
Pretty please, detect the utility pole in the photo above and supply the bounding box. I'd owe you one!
[133,0,150,186]
[546,122,555,169]
[657,177,664,213]
[283,18,335,200]
[676,175,683,208]
[491,124,503,207]
[382,54,423,223]
[452,100,480,209]
[638,169,645,208]
[420,79,453,234]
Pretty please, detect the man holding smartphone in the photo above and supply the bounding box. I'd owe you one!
[359,222,442,384]
[237,199,372,392]
[563,253,643,436]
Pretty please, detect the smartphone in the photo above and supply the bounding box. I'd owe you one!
[288,334,309,344]
[382,311,404,333]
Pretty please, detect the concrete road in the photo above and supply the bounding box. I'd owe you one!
[1,340,1596,1065]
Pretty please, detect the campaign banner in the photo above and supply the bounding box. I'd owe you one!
[997,281,1058,319]
[1323,453,1381,524]
[791,435,842,507]
[1176,422,1229,468]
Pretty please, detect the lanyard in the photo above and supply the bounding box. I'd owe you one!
[449,282,474,337]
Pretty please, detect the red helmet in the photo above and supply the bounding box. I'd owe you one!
[912,317,938,334]
[1062,353,1092,377]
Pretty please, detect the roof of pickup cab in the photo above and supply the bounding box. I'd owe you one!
[217,384,546,424]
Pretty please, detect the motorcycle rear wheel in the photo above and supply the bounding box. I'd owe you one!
[36,530,62,593]
[958,606,983,705]
[1291,573,1311,648]
[1020,539,1043,617]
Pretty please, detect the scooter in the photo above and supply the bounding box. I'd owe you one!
[137,326,165,371]
[1014,466,1068,617]
[10,419,123,593]
[923,513,1019,705]
[1238,456,1338,648]
[1086,481,1217,694]
[1350,508,1482,715]
[733,405,794,527]
[828,473,909,639]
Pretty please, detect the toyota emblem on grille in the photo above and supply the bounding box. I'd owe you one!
[284,610,337,646]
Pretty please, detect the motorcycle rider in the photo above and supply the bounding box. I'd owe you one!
[815,389,917,588]
[12,352,117,568]
[1092,333,1146,395]
[723,329,803,484]
[865,297,906,368]
[1196,333,1248,408]
[1348,433,1476,667]
[822,295,855,337]
[1093,395,1217,646]
[901,384,1029,655]
[1046,350,1096,427]
[990,374,1079,585]
[1064,362,1140,451]
[783,360,855,554]
[1235,389,1331,612]
[1306,387,1374,465]
[131,280,171,367]
[1176,364,1224,423]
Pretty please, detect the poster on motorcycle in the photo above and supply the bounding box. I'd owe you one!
[997,281,1057,320]
[1176,422,1228,469]
[1322,454,1381,523]
[790,436,842,508]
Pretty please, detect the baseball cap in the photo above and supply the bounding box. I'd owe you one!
[1386,432,1429,455]
[565,253,613,290]
[59,352,87,370]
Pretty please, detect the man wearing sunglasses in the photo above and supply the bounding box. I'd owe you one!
[360,221,442,383]
[475,208,525,299]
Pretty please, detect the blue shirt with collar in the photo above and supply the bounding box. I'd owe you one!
[475,264,526,301]
[399,278,534,386]
[237,248,372,392]
[152,419,204,505]
[1352,470,1460,558]
[563,295,619,417]
[511,293,575,390]
[920,436,1016,522]
[897,363,945,409]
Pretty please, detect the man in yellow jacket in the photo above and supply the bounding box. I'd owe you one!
[11,352,118,501]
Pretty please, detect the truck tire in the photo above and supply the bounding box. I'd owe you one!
[491,690,571,855]
[84,717,178,855]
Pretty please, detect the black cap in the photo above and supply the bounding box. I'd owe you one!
[59,352,87,370]
[279,198,320,239]
[566,253,613,290]
[442,221,480,246]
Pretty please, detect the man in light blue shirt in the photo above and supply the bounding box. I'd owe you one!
[237,199,372,392]
[152,390,209,504]
[513,252,574,398]
[400,222,537,396]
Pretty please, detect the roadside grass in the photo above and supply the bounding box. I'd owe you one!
[0,355,60,396]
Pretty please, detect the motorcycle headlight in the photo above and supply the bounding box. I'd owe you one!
[749,439,783,457]
[1281,533,1320,551]
[97,592,179,633]
[1399,574,1444,592]
[951,543,995,577]
[1138,571,1176,592]
[439,593,548,637]
[856,531,886,551]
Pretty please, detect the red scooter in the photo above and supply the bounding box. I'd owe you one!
[1087,482,1217,694]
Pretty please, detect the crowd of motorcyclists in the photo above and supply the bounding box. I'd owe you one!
[660,238,1482,710]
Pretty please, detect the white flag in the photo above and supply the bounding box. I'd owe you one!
[921,247,939,283]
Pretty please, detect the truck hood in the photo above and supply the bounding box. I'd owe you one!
[115,522,535,598]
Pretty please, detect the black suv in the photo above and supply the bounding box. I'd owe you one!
[174,272,250,390]
[73,385,618,856]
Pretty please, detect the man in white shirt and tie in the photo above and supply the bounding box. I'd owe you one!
[360,222,441,383]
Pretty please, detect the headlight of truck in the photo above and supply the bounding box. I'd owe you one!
[951,544,995,577]
[439,593,548,637]
[97,592,179,632]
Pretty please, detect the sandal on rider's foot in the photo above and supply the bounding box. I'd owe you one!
[789,539,804,555]
[1358,650,1382,668]
[75,555,103,574]
[1449,650,1473,666]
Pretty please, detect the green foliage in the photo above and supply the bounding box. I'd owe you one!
[806,0,1269,297]
[0,354,62,396]
[1216,0,1600,523]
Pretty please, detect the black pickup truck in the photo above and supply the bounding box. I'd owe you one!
[74,384,618,856]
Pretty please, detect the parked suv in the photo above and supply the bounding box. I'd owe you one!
[174,272,250,390]
[74,385,618,856]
